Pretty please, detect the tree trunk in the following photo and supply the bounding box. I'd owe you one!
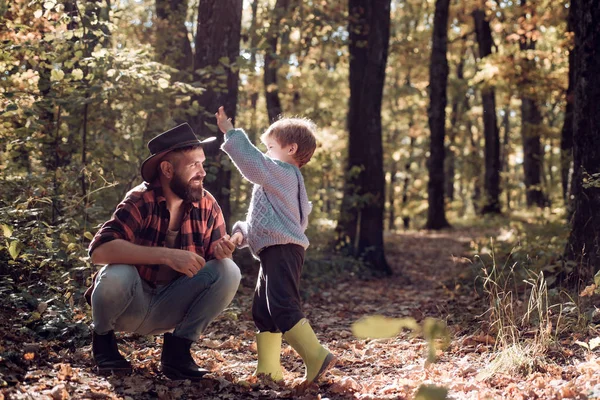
[561,0,576,205]
[264,0,294,122]
[425,0,451,230]
[337,0,392,274]
[387,159,397,231]
[519,0,547,207]
[563,0,600,286]
[473,8,501,214]
[402,136,415,229]
[248,0,260,143]
[501,104,511,210]
[155,0,193,74]
[192,0,243,227]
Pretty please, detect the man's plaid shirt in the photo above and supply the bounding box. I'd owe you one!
[88,181,227,286]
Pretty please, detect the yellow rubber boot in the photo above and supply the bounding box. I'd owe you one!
[254,332,284,382]
[283,319,336,384]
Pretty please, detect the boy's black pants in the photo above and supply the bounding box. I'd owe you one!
[253,244,305,333]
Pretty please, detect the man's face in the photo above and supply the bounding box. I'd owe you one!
[168,148,206,202]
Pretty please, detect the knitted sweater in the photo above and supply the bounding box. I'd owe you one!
[221,128,312,256]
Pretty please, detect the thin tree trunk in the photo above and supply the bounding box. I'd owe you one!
[561,0,576,206]
[337,0,392,274]
[425,0,451,229]
[264,0,294,122]
[501,104,511,210]
[192,0,243,227]
[563,0,600,286]
[388,159,397,230]
[473,8,501,214]
[248,0,260,143]
[519,0,547,207]
[402,136,415,229]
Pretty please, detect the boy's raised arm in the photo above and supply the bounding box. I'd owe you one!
[215,106,293,187]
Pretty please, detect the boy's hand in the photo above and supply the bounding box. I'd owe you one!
[231,232,243,246]
[213,234,236,259]
[215,106,234,134]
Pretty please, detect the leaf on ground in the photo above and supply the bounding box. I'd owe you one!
[351,315,419,339]
[414,384,449,400]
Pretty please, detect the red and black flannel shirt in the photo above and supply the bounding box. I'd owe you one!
[88,181,226,286]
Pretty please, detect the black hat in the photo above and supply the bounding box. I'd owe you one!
[140,123,216,182]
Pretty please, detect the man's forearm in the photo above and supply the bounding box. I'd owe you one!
[90,239,169,266]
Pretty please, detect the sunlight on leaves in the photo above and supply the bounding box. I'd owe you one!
[2,224,13,238]
[50,69,64,82]
[9,240,22,260]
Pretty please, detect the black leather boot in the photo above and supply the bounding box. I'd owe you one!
[92,330,132,375]
[161,332,208,380]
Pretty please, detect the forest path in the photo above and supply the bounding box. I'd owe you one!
[2,227,598,399]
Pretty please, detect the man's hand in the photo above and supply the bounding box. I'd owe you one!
[213,234,236,260]
[215,106,234,134]
[164,248,206,278]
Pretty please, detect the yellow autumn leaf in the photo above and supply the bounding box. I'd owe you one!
[414,384,448,400]
[50,69,64,82]
[158,78,169,89]
[1,224,12,238]
[9,240,22,260]
[351,315,419,339]
[71,68,83,80]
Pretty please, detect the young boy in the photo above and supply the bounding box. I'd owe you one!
[215,106,335,385]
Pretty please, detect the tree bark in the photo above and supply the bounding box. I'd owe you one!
[564,0,600,285]
[264,0,295,122]
[473,8,501,214]
[519,0,547,207]
[155,0,193,73]
[425,0,451,229]
[192,0,243,227]
[336,0,392,274]
[561,0,576,205]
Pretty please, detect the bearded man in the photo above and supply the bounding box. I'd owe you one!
[85,123,241,380]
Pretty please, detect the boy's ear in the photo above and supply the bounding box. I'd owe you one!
[288,143,298,155]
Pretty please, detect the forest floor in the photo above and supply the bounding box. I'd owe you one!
[2,226,600,399]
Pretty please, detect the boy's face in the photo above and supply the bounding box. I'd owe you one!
[263,135,297,165]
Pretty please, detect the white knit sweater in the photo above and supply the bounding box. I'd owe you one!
[221,128,312,256]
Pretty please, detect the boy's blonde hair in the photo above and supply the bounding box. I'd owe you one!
[261,118,317,168]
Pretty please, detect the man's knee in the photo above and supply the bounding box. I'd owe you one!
[218,258,242,287]
[92,264,139,303]
[208,258,241,293]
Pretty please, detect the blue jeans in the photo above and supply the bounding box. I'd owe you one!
[91,259,241,341]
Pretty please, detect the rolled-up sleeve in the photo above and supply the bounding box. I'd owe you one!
[88,200,142,256]
[205,201,227,260]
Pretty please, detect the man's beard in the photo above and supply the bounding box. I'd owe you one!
[170,173,203,202]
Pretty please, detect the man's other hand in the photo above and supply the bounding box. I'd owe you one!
[165,249,206,277]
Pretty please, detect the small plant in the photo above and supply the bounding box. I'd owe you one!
[477,240,561,380]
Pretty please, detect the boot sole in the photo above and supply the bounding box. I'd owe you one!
[96,366,132,376]
[310,352,337,384]
[161,364,208,381]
